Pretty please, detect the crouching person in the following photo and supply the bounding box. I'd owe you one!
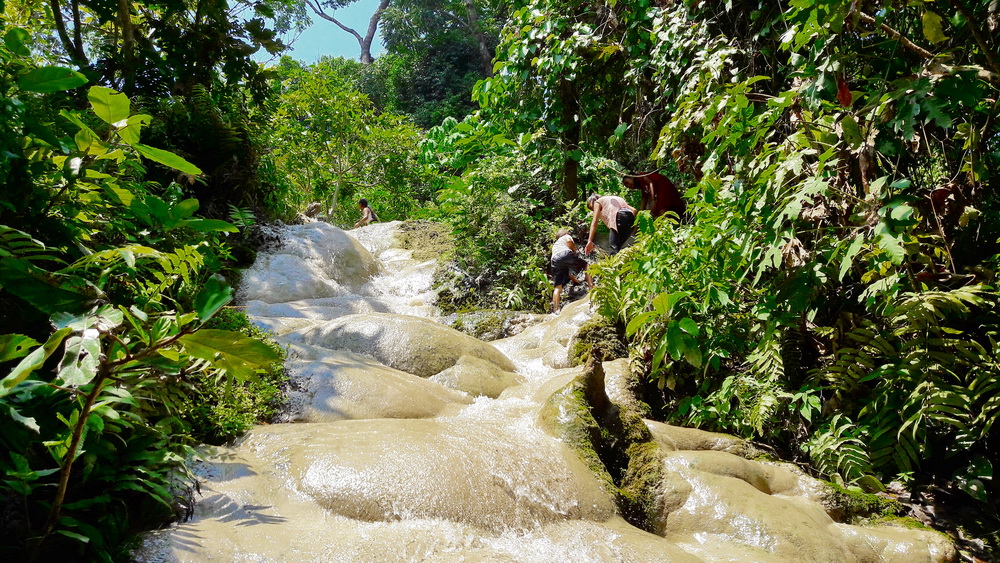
[551,228,593,313]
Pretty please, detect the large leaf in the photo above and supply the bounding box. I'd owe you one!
[193,275,234,323]
[132,143,202,175]
[18,66,87,93]
[88,86,130,126]
[0,328,72,398]
[0,258,95,314]
[178,329,279,381]
[0,334,40,362]
[4,27,30,57]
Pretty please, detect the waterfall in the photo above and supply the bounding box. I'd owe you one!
[136,221,955,562]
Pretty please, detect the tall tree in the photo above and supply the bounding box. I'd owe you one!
[304,0,389,64]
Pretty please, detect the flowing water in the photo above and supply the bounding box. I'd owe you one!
[137,221,956,562]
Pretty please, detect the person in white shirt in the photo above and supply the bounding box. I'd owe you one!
[551,228,593,313]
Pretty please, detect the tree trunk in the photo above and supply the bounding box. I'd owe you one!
[307,0,389,65]
[462,0,494,76]
[48,0,89,67]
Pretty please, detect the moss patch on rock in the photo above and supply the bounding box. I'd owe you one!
[569,317,628,367]
[396,220,455,262]
[822,482,906,523]
[538,357,665,531]
[445,309,520,341]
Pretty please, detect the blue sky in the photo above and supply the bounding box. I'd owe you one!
[257,0,387,65]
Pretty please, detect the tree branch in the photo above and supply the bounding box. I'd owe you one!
[305,0,363,43]
[857,11,934,60]
[362,0,390,64]
[948,0,1000,77]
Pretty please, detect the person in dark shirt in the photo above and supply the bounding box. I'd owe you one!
[623,171,685,219]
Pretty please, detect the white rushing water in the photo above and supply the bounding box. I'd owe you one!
[136,221,956,562]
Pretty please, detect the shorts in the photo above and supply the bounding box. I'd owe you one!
[609,209,635,254]
[551,250,588,286]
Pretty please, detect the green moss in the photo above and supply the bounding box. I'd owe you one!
[538,358,666,532]
[618,441,664,529]
[822,482,905,524]
[569,317,627,367]
[538,381,618,493]
[396,220,455,262]
[866,515,934,531]
[444,309,519,341]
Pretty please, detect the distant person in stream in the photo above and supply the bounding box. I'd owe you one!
[550,228,593,313]
[585,194,638,256]
[353,198,378,228]
[623,171,685,219]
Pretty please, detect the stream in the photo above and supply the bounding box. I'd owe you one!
[137,221,956,562]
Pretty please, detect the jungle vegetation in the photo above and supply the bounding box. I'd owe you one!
[1,0,997,559]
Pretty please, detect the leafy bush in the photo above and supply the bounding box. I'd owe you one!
[0,49,279,559]
[178,308,287,445]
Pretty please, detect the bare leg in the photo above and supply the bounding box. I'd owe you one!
[552,285,563,313]
[585,271,594,289]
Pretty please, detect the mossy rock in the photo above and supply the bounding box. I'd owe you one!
[396,220,455,262]
[569,317,628,367]
[444,309,520,341]
[537,358,664,531]
[537,373,617,495]
[822,481,906,524]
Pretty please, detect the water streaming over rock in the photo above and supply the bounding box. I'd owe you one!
[137,221,955,562]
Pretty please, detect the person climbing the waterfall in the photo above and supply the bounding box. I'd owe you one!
[550,228,593,313]
[353,198,377,228]
[623,171,686,220]
[584,193,637,256]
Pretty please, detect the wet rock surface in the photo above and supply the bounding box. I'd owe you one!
[136,221,957,562]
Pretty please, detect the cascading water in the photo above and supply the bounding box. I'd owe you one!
[137,221,956,562]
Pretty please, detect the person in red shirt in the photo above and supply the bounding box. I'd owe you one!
[623,171,685,219]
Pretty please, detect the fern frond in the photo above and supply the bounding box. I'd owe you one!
[0,225,64,264]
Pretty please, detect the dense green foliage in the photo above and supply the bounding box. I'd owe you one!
[0,14,285,559]
[6,0,1000,555]
[431,0,1000,546]
[264,56,435,225]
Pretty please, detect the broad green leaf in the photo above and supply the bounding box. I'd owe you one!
[4,28,30,57]
[57,330,102,387]
[171,199,200,221]
[7,406,40,433]
[683,340,703,368]
[921,11,948,44]
[56,529,90,544]
[839,237,865,281]
[626,311,657,337]
[193,275,233,323]
[117,114,151,145]
[0,334,39,362]
[0,328,72,397]
[88,86,130,126]
[678,317,700,337]
[0,258,94,314]
[181,219,239,233]
[840,115,861,150]
[178,329,279,381]
[855,474,886,493]
[18,66,87,93]
[132,143,202,175]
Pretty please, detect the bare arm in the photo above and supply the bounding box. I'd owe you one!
[585,204,601,254]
